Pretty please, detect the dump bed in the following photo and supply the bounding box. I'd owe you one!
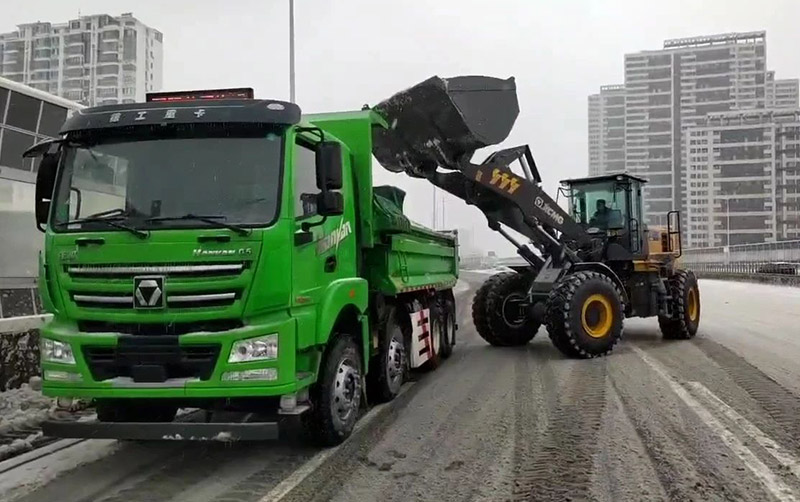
[365,186,459,295]
[305,111,458,295]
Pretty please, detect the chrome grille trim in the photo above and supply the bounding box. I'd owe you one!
[68,264,244,276]
[73,295,133,304]
[168,293,237,303]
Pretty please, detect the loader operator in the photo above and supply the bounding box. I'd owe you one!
[589,199,611,230]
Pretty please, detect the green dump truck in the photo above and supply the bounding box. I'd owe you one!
[27,87,459,445]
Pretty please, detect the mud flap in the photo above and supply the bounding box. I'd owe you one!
[372,75,520,177]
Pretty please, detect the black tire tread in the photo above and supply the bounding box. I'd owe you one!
[367,305,405,403]
[659,269,700,340]
[303,335,362,446]
[471,272,509,346]
[545,271,624,359]
[483,272,539,346]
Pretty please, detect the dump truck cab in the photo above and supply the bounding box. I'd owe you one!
[28,88,459,445]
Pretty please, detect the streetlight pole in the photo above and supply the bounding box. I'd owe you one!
[289,0,296,103]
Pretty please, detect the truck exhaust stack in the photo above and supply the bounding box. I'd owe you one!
[372,75,520,177]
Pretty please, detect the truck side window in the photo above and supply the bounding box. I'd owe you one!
[294,141,318,219]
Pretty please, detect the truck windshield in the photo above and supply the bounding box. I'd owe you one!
[51,126,284,232]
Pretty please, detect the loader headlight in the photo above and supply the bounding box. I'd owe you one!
[228,334,278,363]
[41,338,75,365]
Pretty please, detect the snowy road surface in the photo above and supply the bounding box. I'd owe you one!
[4,275,800,502]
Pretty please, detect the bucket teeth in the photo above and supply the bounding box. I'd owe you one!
[372,75,520,177]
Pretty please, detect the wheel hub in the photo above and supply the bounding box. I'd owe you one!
[386,335,405,392]
[581,294,613,338]
[332,357,361,426]
[501,293,527,327]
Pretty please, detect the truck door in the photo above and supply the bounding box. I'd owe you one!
[290,137,357,346]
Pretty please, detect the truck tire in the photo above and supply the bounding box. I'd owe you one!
[659,270,700,340]
[303,335,363,446]
[96,400,177,423]
[477,272,539,347]
[367,306,407,403]
[545,271,623,358]
[439,295,456,359]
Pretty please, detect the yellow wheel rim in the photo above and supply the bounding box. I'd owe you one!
[581,294,614,338]
[687,287,699,322]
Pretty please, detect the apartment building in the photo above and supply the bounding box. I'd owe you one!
[623,31,774,228]
[685,109,800,247]
[0,13,163,106]
[588,85,625,176]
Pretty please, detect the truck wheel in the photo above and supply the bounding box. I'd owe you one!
[96,400,177,423]
[439,296,456,359]
[303,335,363,446]
[367,306,407,403]
[659,270,700,340]
[545,271,623,358]
[480,272,539,346]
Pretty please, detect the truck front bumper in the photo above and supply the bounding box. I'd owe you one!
[39,315,315,399]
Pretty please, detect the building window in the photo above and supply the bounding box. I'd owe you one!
[5,91,41,131]
[0,128,36,171]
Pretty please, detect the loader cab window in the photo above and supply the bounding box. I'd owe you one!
[293,140,318,219]
[567,180,628,232]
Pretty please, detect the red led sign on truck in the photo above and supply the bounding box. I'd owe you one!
[146,88,254,103]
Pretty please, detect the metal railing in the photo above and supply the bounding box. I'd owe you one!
[681,239,800,276]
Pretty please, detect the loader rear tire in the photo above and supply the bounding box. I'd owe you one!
[474,272,539,347]
[659,270,700,340]
[545,271,623,358]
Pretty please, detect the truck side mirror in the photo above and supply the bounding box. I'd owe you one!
[34,153,59,232]
[315,141,343,190]
[317,191,344,216]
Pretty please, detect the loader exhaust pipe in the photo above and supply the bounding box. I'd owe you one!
[372,75,520,177]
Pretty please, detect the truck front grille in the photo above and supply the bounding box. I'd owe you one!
[83,336,221,382]
[65,262,248,311]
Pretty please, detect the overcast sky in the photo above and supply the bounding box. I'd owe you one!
[6,0,800,255]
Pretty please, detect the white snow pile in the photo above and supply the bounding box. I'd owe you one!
[0,384,55,460]
[0,384,54,435]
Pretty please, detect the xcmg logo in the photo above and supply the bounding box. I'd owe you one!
[534,197,565,226]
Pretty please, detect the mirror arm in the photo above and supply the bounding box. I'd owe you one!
[301,215,327,232]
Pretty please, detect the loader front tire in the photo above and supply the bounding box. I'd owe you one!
[474,272,539,347]
[545,271,623,358]
[659,270,700,340]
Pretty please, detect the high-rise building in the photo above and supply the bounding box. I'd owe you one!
[624,31,772,227]
[588,85,625,176]
[589,31,799,243]
[0,13,163,106]
[685,109,800,246]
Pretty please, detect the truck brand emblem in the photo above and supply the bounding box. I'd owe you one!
[133,276,165,309]
[317,220,352,255]
[192,248,252,257]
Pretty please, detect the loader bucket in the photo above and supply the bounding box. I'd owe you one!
[372,75,519,177]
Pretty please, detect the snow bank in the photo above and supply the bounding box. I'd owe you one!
[0,384,54,437]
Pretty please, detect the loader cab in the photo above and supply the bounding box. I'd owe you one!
[561,173,648,257]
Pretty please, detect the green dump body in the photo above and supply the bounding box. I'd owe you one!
[306,111,459,297]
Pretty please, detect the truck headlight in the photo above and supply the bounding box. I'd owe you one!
[228,334,278,363]
[41,338,75,364]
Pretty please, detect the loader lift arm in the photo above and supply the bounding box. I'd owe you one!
[426,145,591,264]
